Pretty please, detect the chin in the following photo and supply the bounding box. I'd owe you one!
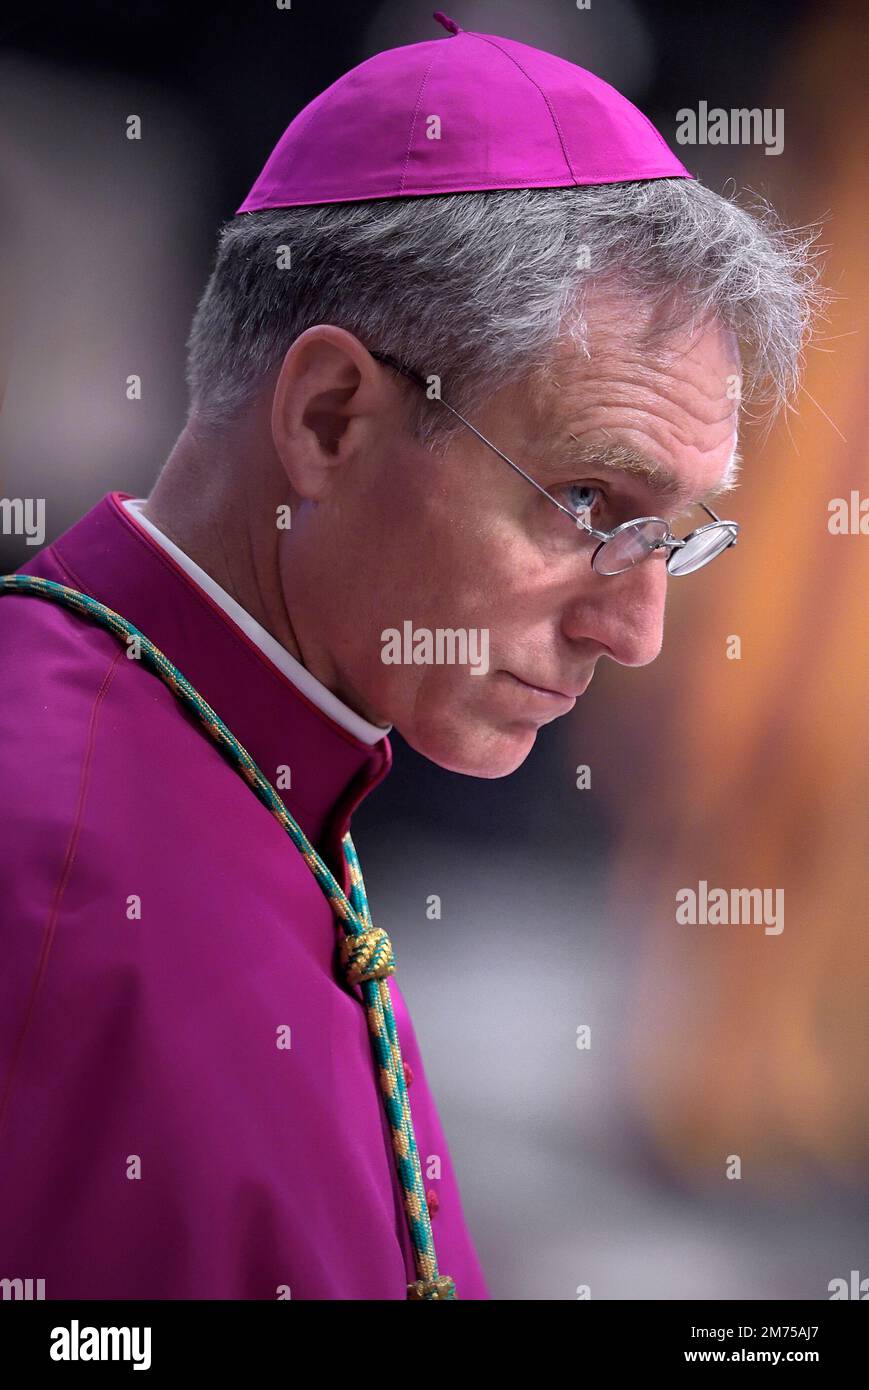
[399,713,539,778]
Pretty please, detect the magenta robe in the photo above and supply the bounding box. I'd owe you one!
[0,491,489,1300]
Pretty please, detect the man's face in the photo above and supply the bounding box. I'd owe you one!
[278,289,740,777]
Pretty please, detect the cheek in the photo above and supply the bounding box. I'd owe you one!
[347,463,577,640]
[384,494,499,619]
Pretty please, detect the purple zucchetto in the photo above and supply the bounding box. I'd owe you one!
[236,10,691,213]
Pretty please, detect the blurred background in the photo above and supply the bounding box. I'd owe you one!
[2,0,867,1299]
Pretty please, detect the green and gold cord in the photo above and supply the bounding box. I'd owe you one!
[0,573,457,1301]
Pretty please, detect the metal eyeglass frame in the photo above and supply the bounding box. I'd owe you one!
[369,349,739,576]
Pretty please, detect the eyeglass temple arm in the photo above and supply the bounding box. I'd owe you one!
[368,350,604,534]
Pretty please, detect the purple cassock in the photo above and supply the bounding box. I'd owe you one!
[0,490,489,1300]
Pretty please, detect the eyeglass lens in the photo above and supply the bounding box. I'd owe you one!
[666,524,737,576]
[592,519,670,575]
[592,520,736,576]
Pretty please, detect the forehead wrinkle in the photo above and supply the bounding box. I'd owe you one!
[551,438,740,508]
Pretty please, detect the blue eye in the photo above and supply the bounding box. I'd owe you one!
[565,483,605,517]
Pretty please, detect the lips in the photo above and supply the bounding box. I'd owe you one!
[526,681,574,698]
[506,672,590,700]
[512,675,587,699]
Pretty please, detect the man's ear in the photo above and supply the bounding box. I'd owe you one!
[270,326,384,500]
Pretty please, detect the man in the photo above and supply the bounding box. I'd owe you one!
[0,15,816,1299]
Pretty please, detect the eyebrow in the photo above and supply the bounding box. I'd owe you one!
[549,438,741,509]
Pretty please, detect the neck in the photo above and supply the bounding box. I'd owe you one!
[143,416,304,664]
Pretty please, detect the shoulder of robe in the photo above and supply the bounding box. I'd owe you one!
[0,586,189,763]
[0,591,327,911]
[0,592,271,863]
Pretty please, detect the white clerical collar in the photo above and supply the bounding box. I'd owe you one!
[120,497,391,746]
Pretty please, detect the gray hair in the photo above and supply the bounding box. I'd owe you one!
[185,178,823,452]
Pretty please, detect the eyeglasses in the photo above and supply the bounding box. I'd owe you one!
[370,349,739,577]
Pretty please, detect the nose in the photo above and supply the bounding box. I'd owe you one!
[562,551,669,667]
